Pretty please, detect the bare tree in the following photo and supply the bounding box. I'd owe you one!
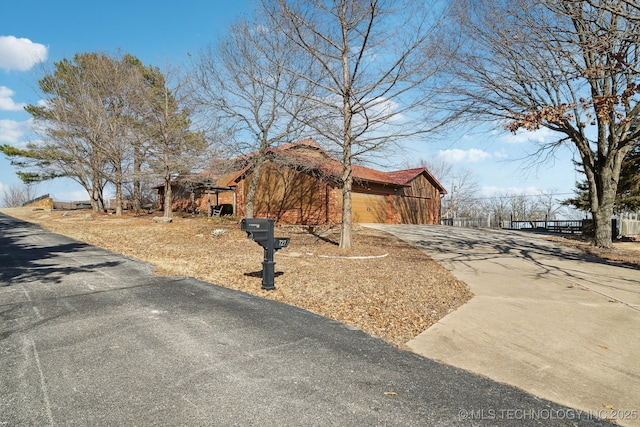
[450,0,640,247]
[141,65,207,219]
[506,193,532,222]
[584,0,640,20]
[264,0,457,249]
[1,183,37,208]
[8,54,114,212]
[88,53,147,216]
[15,53,145,214]
[445,168,480,218]
[192,11,313,218]
[482,193,512,226]
[535,188,563,220]
[417,158,480,219]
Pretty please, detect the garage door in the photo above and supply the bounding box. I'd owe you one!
[351,193,388,223]
[393,195,432,224]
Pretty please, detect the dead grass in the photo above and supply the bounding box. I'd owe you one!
[543,234,640,268]
[2,208,472,348]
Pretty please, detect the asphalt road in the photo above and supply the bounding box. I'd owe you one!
[0,213,614,426]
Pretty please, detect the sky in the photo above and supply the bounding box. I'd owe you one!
[0,0,582,206]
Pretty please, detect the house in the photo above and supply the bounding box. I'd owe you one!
[156,138,447,225]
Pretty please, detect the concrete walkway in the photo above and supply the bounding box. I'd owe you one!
[365,224,640,427]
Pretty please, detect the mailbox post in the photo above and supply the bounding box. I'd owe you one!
[240,218,289,290]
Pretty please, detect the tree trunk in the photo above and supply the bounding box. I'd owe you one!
[245,157,265,219]
[339,132,353,249]
[163,179,173,218]
[133,149,142,213]
[90,188,100,213]
[590,172,617,248]
[339,171,353,250]
[90,182,105,212]
[114,165,123,216]
[585,144,627,248]
[592,205,613,248]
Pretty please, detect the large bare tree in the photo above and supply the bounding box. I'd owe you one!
[192,12,313,218]
[4,52,203,217]
[140,65,207,219]
[10,53,144,214]
[88,53,146,216]
[15,53,116,212]
[450,0,640,247]
[264,0,457,248]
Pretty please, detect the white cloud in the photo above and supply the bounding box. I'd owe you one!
[498,127,557,144]
[493,150,509,160]
[0,35,48,71]
[437,148,491,163]
[479,185,544,197]
[0,86,26,111]
[0,119,25,144]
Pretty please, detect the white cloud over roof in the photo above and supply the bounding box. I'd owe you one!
[0,86,26,111]
[437,148,491,163]
[0,35,48,71]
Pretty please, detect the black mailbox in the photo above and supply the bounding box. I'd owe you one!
[241,218,271,241]
[240,218,289,290]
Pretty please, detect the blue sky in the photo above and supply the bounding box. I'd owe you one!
[1,0,581,205]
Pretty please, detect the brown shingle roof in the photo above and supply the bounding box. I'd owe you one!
[386,168,426,184]
[386,167,447,194]
[220,138,445,192]
[352,164,403,186]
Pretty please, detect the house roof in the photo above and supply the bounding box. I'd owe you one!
[352,164,405,186]
[386,168,425,184]
[387,167,447,194]
[216,138,446,194]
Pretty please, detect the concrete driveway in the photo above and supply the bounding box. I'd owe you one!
[365,224,640,427]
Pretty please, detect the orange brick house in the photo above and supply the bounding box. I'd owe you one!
[156,138,447,225]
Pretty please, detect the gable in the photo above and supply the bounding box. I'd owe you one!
[387,168,447,194]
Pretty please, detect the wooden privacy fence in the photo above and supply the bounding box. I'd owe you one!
[621,219,640,238]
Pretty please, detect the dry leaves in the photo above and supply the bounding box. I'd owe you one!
[4,209,472,348]
[544,235,640,268]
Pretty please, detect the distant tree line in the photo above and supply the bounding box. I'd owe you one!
[1,183,38,208]
[422,159,577,223]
